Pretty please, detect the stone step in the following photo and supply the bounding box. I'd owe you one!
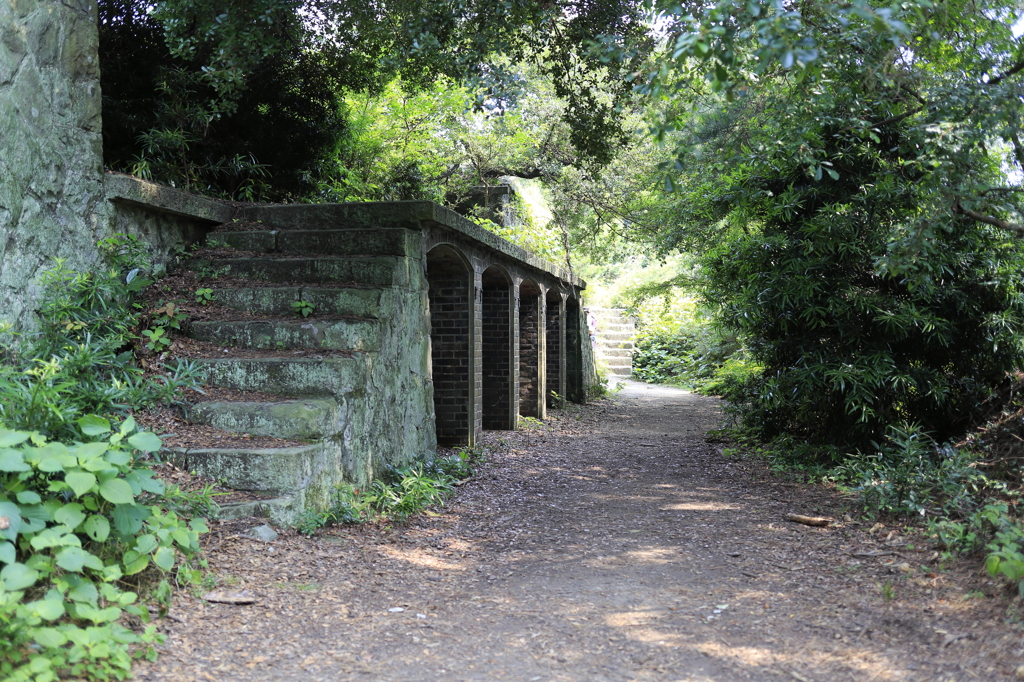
[597,323,633,331]
[596,349,634,358]
[165,442,330,500]
[597,341,634,350]
[211,287,394,318]
[189,318,381,352]
[187,256,412,287]
[210,229,417,257]
[215,497,295,523]
[195,357,367,396]
[598,331,635,341]
[186,398,341,440]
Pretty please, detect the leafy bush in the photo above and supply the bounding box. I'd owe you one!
[835,425,998,518]
[0,238,210,679]
[0,418,207,682]
[0,237,201,442]
[297,450,482,535]
[632,317,739,389]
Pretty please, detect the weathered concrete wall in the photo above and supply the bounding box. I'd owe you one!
[0,0,106,331]
[105,173,230,274]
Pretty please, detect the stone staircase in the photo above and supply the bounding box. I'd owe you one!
[165,214,434,524]
[591,308,635,378]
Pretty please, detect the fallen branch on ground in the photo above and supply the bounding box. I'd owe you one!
[785,513,830,527]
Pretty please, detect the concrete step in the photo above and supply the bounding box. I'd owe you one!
[215,497,295,522]
[189,318,381,352]
[598,323,633,331]
[165,443,329,497]
[211,287,394,318]
[598,331,634,341]
[210,229,417,257]
[195,357,366,396]
[597,341,634,350]
[186,398,341,440]
[597,349,634,358]
[187,256,412,287]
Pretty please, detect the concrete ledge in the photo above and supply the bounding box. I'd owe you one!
[237,201,584,289]
[104,173,234,224]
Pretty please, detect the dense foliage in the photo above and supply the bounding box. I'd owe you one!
[0,238,210,681]
[98,0,648,197]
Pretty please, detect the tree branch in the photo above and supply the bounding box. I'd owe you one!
[953,198,1024,236]
[986,60,1024,86]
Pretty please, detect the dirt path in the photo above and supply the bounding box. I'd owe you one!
[138,382,1023,681]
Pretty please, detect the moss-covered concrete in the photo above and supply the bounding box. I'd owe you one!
[188,256,413,287]
[195,357,368,396]
[186,399,340,440]
[211,287,396,318]
[189,318,382,352]
[213,229,418,257]
[0,0,105,331]
[236,201,581,288]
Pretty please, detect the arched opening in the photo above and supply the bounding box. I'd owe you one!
[565,295,585,403]
[519,279,544,419]
[426,245,472,445]
[545,288,563,408]
[481,265,514,429]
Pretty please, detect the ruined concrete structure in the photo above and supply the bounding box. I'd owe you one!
[0,4,599,523]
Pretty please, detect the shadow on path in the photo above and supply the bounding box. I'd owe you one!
[138,381,1017,681]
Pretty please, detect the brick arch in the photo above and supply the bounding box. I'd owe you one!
[426,245,474,445]
[481,265,515,429]
[517,278,545,419]
[545,287,566,408]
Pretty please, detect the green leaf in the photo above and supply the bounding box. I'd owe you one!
[0,501,22,541]
[55,546,87,572]
[98,478,135,504]
[1,562,39,590]
[0,449,29,472]
[83,515,110,542]
[171,529,194,549]
[16,490,41,505]
[27,598,65,620]
[97,475,136,501]
[112,503,150,535]
[78,414,112,436]
[122,554,149,576]
[67,580,99,605]
[0,541,14,564]
[128,431,162,452]
[19,505,49,533]
[32,626,68,648]
[29,527,80,550]
[153,546,175,571]
[104,449,131,467]
[137,470,165,495]
[0,430,32,447]
[76,442,109,461]
[120,415,137,436]
[134,534,159,555]
[65,471,97,497]
[54,503,86,529]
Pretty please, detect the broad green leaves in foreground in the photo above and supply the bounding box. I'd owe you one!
[0,421,207,682]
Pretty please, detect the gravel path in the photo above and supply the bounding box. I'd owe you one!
[137,381,1022,681]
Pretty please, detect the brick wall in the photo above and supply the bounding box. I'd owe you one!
[481,285,513,429]
[519,293,541,417]
[546,297,562,406]
[428,275,471,444]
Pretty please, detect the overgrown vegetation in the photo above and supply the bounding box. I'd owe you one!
[297,447,482,535]
[0,237,210,680]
